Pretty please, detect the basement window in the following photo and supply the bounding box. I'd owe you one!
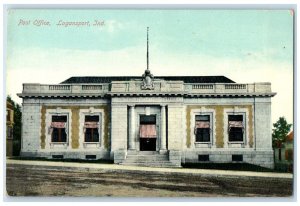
[232,155,243,162]
[198,155,209,162]
[52,155,64,159]
[86,155,97,159]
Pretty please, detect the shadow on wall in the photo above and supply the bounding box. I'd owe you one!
[182,162,289,173]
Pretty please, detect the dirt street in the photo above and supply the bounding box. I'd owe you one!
[6,163,293,197]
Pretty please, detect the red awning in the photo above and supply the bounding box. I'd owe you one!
[84,122,99,128]
[51,122,66,128]
[228,121,243,128]
[139,125,157,138]
[195,121,210,128]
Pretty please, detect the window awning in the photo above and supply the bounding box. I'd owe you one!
[84,122,99,128]
[51,122,66,128]
[195,121,210,128]
[139,125,157,138]
[228,121,244,128]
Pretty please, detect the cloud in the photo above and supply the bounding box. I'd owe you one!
[105,20,124,33]
[6,46,293,125]
[151,50,293,125]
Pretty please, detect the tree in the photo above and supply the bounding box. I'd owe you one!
[272,117,292,148]
[7,95,22,156]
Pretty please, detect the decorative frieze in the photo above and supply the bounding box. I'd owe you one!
[111,97,183,104]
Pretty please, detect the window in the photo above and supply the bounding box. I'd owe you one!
[7,127,13,139]
[228,115,244,142]
[195,115,210,142]
[140,115,156,125]
[278,148,282,161]
[285,149,293,161]
[6,110,10,122]
[84,115,100,142]
[50,115,67,143]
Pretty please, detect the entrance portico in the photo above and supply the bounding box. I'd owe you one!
[128,105,167,153]
[110,92,184,167]
[109,68,184,166]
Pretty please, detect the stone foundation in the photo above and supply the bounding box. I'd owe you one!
[183,149,274,169]
[21,150,110,160]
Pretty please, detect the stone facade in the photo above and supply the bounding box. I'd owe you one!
[18,74,276,168]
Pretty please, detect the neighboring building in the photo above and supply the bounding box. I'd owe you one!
[6,101,14,156]
[274,131,293,172]
[17,69,276,168]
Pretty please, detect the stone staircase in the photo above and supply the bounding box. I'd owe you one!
[120,151,181,168]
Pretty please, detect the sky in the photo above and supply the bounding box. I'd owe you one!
[5,9,294,125]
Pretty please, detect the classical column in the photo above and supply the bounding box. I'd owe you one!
[128,105,136,150]
[160,105,167,151]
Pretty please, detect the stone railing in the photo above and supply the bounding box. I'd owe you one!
[224,84,247,90]
[185,83,272,94]
[21,81,273,96]
[82,85,103,90]
[22,83,109,94]
[49,85,71,91]
[192,84,214,90]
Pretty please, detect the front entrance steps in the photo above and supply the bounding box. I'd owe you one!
[120,151,181,168]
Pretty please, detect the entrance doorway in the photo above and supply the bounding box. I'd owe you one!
[140,138,156,151]
[139,115,157,151]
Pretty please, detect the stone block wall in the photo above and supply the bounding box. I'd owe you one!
[182,97,274,169]
[169,150,181,166]
[167,105,184,150]
[254,99,272,150]
[20,98,111,160]
[21,103,41,154]
[111,105,128,161]
[19,91,274,169]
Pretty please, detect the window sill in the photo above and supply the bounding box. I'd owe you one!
[228,141,244,144]
[194,142,212,148]
[227,142,246,148]
[50,142,68,149]
[84,142,101,144]
[195,142,211,144]
[50,142,68,144]
[83,142,101,148]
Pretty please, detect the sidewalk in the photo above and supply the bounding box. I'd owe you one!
[6,159,293,179]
